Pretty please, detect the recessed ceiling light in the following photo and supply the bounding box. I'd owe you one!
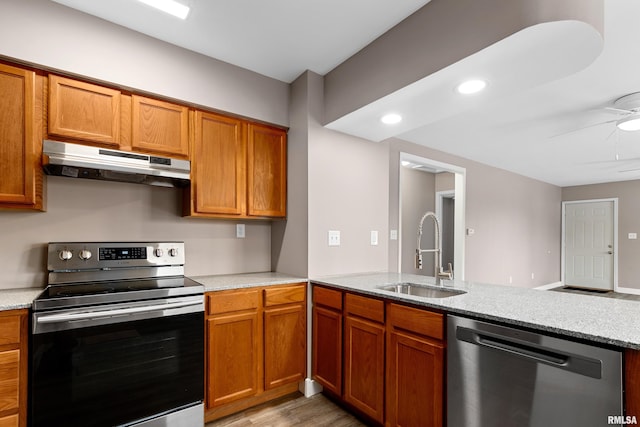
[138,0,190,19]
[456,79,487,95]
[381,113,402,125]
[617,114,640,131]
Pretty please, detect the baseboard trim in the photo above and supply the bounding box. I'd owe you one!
[615,286,640,296]
[534,282,563,290]
[300,378,323,397]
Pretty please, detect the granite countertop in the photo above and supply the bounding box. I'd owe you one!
[0,272,305,311]
[190,272,306,292]
[311,272,640,350]
[0,287,44,311]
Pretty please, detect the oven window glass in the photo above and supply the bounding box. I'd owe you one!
[30,312,204,427]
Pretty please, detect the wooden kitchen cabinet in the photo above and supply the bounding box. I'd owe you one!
[386,303,444,427]
[204,283,306,422]
[343,293,385,424]
[311,284,446,427]
[263,285,306,390]
[48,74,121,146]
[312,286,343,396]
[131,95,189,159]
[626,349,640,418]
[0,310,28,427]
[185,112,287,219]
[0,63,44,211]
[188,111,246,216]
[206,289,261,408]
[247,123,287,217]
[49,75,191,159]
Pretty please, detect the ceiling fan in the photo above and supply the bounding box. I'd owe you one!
[603,92,640,131]
[549,92,640,174]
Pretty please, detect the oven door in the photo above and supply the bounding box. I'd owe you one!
[30,297,204,427]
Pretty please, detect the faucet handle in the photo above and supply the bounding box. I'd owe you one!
[415,250,423,269]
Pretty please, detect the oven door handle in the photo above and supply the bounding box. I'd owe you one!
[36,300,202,324]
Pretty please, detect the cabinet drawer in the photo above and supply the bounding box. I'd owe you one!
[387,303,443,341]
[0,316,20,346]
[207,289,260,315]
[313,286,342,311]
[264,284,305,307]
[345,293,384,324]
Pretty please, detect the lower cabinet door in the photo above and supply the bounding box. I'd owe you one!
[312,306,343,396]
[0,350,19,416]
[263,304,306,390]
[386,331,444,427]
[0,414,18,427]
[344,316,385,423]
[206,311,260,408]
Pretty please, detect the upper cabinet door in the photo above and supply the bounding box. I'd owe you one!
[0,63,42,209]
[191,111,246,216]
[131,95,189,159]
[48,75,120,146]
[247,124,287,218]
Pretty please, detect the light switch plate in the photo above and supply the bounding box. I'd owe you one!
[236,224,246,239]
[370,230,379,246]
[390,229,398,240]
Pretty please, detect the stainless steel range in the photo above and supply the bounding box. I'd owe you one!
[30,242,204,427]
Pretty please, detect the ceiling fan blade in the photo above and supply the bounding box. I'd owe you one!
[549,118,618,139]
[604,107,634,115]
[618,167,640,173]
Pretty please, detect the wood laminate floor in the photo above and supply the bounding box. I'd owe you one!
[205,393,366,427]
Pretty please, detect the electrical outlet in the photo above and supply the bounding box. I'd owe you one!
[370,230,379,246]
[236,224,246,239]
[328,230,340,246]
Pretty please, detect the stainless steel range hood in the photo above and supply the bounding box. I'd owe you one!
[42,140,190,187]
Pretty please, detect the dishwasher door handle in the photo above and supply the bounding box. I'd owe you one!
[456,326,603,379]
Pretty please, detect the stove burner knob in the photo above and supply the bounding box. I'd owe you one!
[58,250,73,261]
[78,249,92,261]
[155,248,164,257]
[169,248,178,257]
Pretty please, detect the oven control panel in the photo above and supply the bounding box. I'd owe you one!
[48,242,184,271]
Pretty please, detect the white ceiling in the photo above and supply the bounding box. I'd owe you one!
[49,0,430,83]
[50,0,640,187]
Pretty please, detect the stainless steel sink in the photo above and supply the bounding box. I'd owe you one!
[378,282,466,298]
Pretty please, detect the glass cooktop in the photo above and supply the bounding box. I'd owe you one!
[33,277,204,311]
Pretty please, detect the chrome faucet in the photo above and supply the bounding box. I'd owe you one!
[416,211,453,284]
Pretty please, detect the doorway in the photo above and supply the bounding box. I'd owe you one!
[562,199,617,291]
[398,153,466,280]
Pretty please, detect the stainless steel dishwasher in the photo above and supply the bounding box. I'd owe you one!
[447,315,623,427]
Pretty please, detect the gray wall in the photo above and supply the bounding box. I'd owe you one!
[389,138,562,288]
[563,180,640,290]
[400,167,435,275]
[271,73,310,277]
[1,178,271,289]
[306,72,389,277]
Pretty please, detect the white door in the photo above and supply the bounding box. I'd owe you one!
[563,200,615,290]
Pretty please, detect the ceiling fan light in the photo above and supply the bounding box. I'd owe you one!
[617,115,640,131]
